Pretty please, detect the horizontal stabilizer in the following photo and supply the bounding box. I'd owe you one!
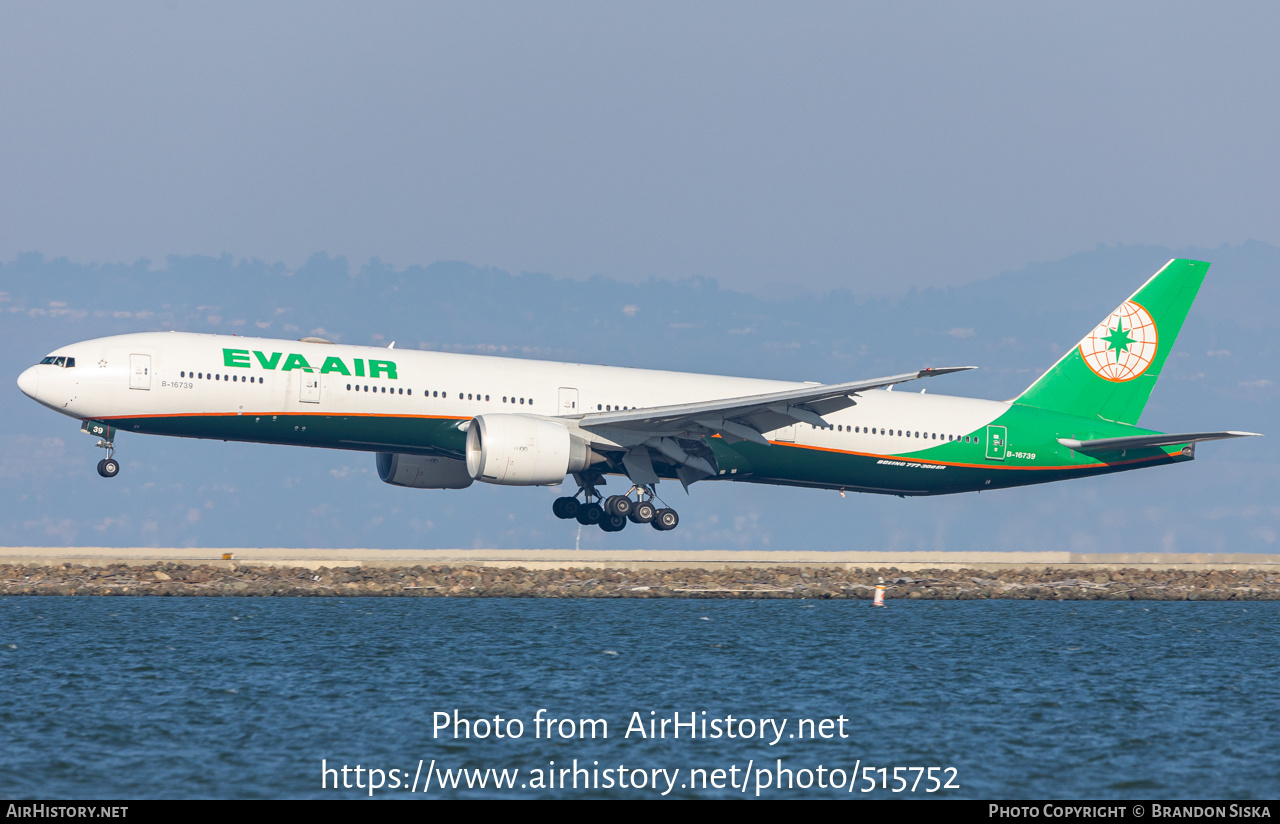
[1058,431,1261,452]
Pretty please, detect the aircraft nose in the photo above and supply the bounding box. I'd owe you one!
[16,366,39,399]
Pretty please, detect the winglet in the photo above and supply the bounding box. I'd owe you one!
[918,366,978,378]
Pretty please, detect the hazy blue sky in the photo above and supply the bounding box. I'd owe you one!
[3,2,1280,294]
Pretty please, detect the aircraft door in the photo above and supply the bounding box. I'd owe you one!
[129,354,151,390]
[557,387,579,415]
[985,424,1007,460]
[300,371,321,403]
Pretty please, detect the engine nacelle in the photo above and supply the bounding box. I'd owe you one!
[465,414,595,486]
[376,452,474,489]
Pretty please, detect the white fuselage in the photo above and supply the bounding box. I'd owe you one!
[19,332,1006,457]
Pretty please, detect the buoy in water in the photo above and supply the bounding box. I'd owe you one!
[872,577,887,608]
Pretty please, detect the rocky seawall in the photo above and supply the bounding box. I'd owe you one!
[3,563,1279,600]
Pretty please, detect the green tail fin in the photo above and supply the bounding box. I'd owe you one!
[1015,258,1209,425]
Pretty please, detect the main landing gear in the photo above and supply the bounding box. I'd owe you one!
[552,483,680,533]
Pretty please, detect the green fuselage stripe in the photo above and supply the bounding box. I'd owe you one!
[99,410,1191,497]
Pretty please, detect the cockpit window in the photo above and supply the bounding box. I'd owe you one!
[40,356,56,364]
[38,356,74,367]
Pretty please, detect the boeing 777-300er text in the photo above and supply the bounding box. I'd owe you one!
[15,259,1261,533]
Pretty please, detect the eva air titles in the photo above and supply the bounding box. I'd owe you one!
[222,348,398,379]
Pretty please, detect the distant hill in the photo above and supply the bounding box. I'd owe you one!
[2,243,1275,552]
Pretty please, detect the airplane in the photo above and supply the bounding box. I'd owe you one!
[15,258,1260,533]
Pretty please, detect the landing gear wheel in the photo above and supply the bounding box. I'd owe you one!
[576,502,604,526]
[604,495,633,518]
[629,501,656,524]
[97,458,120,478]
[552,496,580,519]
[600,514,628,532]
[651,508,679,531]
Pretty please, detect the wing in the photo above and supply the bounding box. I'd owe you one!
[565,366,975,487]
[574,366,975,439]
[1058,431,1262,452]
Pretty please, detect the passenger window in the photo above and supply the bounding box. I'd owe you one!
[181,371,186,378]
[485,395,489,401]
[519,398,524,405]
[216,374,220,380]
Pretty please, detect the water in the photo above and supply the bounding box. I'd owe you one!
[1,597,1277,799]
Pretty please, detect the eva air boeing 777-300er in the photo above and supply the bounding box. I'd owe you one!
[15,259,1261,533]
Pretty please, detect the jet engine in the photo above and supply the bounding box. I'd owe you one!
[376,452,474,489]
[465,414,599,485]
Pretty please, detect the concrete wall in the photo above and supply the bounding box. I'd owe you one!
[2,547,1278,571]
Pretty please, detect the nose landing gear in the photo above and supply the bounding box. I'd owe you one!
[82,421,120,478]
[552,481,681,532]
[95,440,119,478]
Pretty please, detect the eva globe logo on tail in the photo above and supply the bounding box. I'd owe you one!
[1078,300,1158,382]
